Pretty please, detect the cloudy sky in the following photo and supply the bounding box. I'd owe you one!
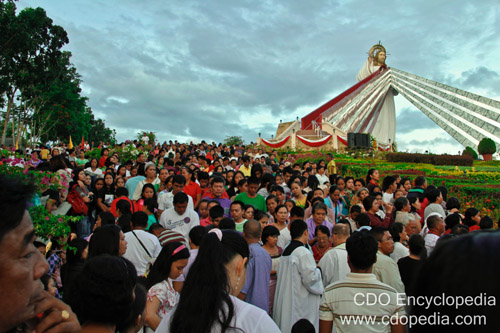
[18,0,500,153]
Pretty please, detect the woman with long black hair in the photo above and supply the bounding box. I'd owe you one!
[157,229,280,332]
[96,172,115,213]
[227,171,245,198]
[116,199,133,233]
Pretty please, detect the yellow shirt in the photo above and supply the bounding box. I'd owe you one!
[327,160,337,175]
[40,149,49,160]
[239,165,252,177]
[293,196,307,208]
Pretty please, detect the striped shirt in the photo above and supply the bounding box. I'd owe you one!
[320,273,406,333]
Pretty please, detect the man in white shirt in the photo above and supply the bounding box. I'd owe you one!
[123,211,162,276]
[424,214,445,255]
[318,223,351,288]
[227,159,237,171]
[382,175,396,203]
[222,157,231,171]
[316,165,329,185]
[319,230,406,333]
[370,227,406,294]
[160,192,200,242]
[423,189,446,221]
[157,175,194,216]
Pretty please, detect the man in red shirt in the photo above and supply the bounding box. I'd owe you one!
[203,177,231,217]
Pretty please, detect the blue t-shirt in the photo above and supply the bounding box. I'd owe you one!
[241,243,272,311]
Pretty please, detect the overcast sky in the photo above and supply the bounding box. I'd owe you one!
[18,0,500,153]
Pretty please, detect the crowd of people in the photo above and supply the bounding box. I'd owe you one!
[1,139,499,332]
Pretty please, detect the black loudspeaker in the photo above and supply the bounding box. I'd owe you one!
[348,133,370,148]
[348,133,356,147]
[356,133,370,148]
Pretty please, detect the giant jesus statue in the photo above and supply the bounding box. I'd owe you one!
[357,44,396,145]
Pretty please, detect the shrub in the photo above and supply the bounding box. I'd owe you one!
[385,153,473,166]
[86,148,102,160]
[478,138,496,155]
[433,154,473,166]
[386,153,433,164]
[462,147,478,160]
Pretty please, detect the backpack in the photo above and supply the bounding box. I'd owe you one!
[67,185,88,215]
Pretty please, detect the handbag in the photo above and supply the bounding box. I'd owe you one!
[67,185,88,215]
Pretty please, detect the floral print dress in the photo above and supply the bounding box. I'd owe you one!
[147,278,179,319]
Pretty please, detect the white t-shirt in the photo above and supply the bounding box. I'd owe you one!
[158,191,194,212]
[390,241,410,263]
[159,207,200,241]
[382,192,393,204]
[316,173,329,185]
[84,167,103,175]
[155,295,280,332]
[123,230,162,276]
[277,226,291,250]
[424,233,440,256]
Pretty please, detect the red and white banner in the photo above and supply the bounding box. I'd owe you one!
[378,142,392,151]
[296,135,332,147]
[261,136,290,148]
[337,135,348,146]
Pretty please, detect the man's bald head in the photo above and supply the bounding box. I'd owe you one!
[243,219,261,240]
[332,223,350,246]
[333,223,350,237]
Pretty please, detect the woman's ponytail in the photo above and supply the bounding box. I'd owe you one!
[169,230,249,332]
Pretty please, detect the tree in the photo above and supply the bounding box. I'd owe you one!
[88,116,116,145]
[0,0,23,144]
[224,135,243,146]
[0,2,116,147]
[0,3,69,144]
[478,138,496,155]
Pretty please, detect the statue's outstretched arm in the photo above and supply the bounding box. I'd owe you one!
[368,46,376,62]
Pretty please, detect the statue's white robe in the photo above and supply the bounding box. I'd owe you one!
[272,246,323,333]
[357,60,396,145]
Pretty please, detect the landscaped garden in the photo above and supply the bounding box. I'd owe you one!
[282,149,500,222]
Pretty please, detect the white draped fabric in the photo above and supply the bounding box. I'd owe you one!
[357,60,396,145]
[272,246,323,333]
[318,243,350,288]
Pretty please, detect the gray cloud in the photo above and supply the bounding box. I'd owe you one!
[396,107,439,134]
[453,66,500,97]
[407,137,459,147]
